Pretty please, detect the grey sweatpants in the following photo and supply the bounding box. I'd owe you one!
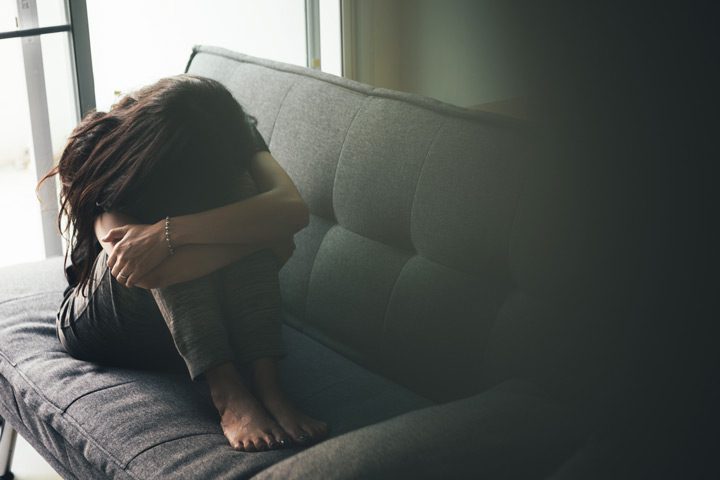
[56,173,287,380]
[57,247,287,380]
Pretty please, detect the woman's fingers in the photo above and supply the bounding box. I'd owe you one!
[112,265,127,283]
[125,273,138,289]
[116,267,135,288]
[103,227,129,269]
[101,226,128,243]
[125,267,149,289]
[110,254,132,284]
[107,243,126,270]
[104,222,168,287]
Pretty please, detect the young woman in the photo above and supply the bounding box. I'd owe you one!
[39,74,328,452]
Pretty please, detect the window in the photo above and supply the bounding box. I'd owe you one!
[0,0,88,268]
[86,0,308,110]
[0,0,342,269]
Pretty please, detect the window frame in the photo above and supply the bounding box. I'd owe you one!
[0,0,95,258]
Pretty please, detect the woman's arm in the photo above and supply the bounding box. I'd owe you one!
[96,211,295,289]
[102,151,306,284]
[172,151,309,246]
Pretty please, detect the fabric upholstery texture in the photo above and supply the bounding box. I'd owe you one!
[252,379,584,480]
[0,258,431,479]
[0,45,600,478]
[186,47,535,404]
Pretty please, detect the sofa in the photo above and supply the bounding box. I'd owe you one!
[0,45,619,479]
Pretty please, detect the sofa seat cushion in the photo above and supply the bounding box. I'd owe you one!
[252,379,585,480]
[0,258,432,479]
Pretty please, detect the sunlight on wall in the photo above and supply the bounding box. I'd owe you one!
[0,33,72,268]
[87,0,307,110]
[320,0,342,76]
[0,1,307,268]
[0,167,45,267]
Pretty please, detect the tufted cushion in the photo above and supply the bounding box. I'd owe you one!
[1,45,606,478]
[188,46,528,402]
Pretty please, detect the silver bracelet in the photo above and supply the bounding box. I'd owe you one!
[164,216,175,255]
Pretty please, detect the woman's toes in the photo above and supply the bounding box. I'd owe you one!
[283,427,305,444]
[254,438,269,451]
[262,434,277,449]
[272,428,292,447]
[295,430,312,444]
[243,440,257,452]
[273,430,292,448]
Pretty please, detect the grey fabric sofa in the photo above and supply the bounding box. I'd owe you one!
[0,46,610,479]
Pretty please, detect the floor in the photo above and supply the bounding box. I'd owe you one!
[10,434,62,480]
[1,165,62,477]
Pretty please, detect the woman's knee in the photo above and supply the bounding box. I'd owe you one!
[219,250,282,312]
[149,273,225,323]
[223,249,280,278]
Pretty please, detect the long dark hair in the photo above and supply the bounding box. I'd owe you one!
[38,74,259,293]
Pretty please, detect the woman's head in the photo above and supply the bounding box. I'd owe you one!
[40,74,259,290]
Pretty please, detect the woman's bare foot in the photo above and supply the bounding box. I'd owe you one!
[249,357,329,446]
[205,362,292,452]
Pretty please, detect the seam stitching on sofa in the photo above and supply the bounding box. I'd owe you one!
[301,95,370,321]
[268,79,299,144]
[331,95,371,223]
[407,120,447,253]
[379,255,414,343]
[0,361,134,476]
[123,432,220,469]
[0,351,13,366]
[0,291,59,307]
[302,223,339,321]
[0,363,62,412]
[61,380,136,413]
[0,399,106,480]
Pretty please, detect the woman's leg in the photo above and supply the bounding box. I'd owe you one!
[57,248,239,377]
[96,167,261,379]
[217,252,329,444]
[57,249,188,373]
[57,249,291,452]
[216,250,286,366]
[149,276,236,381]
[150,272,295,452]
[109,168,304,451]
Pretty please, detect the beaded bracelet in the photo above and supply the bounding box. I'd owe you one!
[164,216,175,255]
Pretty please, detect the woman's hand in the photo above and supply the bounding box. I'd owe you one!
[101,220,169,288]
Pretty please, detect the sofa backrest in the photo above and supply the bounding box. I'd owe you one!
[186,46,614,403]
